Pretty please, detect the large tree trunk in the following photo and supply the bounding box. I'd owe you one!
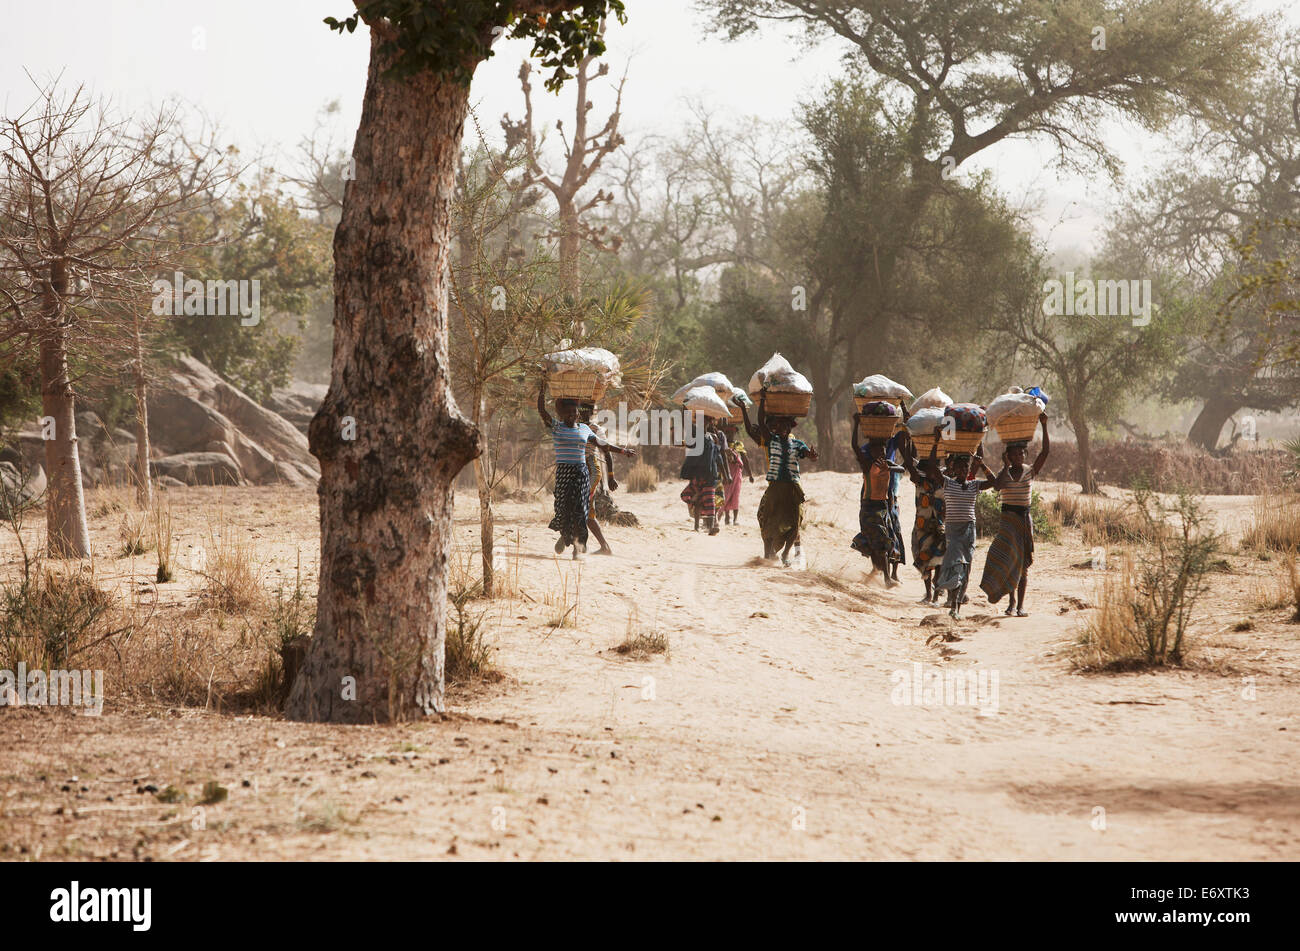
[40,328,91,558]
[808,360,838,470]
[1187,394,1240,451]
[285,33,480,723]
[1071,413,1099,495]
[133,314,152,510]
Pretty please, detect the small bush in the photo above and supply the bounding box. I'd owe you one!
[0,565,126,670]
[1073,490,1219,669]
[975,489,1059,542]
[446,582,498,686]
[625,461,658,493]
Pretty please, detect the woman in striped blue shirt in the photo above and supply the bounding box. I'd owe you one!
[740,390,818,565]
[537,383,635,559]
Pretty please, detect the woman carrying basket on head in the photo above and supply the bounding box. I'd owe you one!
[980,413,1050,616]
[739,390,817,565]
[537,382,635,559]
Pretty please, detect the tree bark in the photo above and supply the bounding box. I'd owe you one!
[1187,394,1240,451]
[473,391,495,598]
[1072,413,1099,495]
[285,32,481,723]
[40,328,91,558]
[133,313,152,510]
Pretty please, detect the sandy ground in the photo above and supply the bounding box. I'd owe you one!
[1,474,1297,861]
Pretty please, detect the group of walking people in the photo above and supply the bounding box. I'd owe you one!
[539,379,1050,619]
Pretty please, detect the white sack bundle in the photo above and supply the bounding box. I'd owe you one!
[681,385,733,419]
[545,347,622,384]
[986,391,1045,424]
[673,371,741,404]
[748,352,813,395]
[905,406,946,435]
[911,387,953,410]
[852,373,913,401]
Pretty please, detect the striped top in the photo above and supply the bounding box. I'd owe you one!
[765,435,809,482]
[943,477,980,524]
[999,467,1033,507]
[552,421,594,467]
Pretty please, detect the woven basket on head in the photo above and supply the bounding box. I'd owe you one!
[859,415,899,440]
[713,386,746,425]
[549,370,601,402]
[939,428,985,455]
[994,414,1039,443]
[853,394,904,412]
[909,431,948,459]
[755,389,812,418]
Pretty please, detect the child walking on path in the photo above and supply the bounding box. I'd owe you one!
[933,445,996,619]
[579,401,620,555]
[849,413,906,586]
[720,421,752,525]
[901,434,946,605]
[740,391,818,565]
[537,383,634,559]
[980,413,1050,615]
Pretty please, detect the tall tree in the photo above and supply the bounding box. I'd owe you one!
[1114,36,1300,448]
[709,0,1266,439]
[503,40,626,308]
[285,0,625,724]
[0,82,213,555]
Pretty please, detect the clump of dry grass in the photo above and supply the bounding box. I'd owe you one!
[1252,551,1300,620]
[118,509,151,557]
[1240,494,1300,553]
[153,500,175,583]
[625,461,659,493]
[614,608,668,658]
[0,563,129,671]
[198,531,262,615]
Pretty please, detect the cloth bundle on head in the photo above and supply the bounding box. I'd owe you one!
[911,387,953,412]
[545,347,622,385]
[906,406,946,435]
[986,392,1046,425]
[748,353,813,395]
[679,385,733,419]
[944,403,988,432]
[852,373,913,402]
[860,399,901,418]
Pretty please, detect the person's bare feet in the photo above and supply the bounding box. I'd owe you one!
[594,546,613,556]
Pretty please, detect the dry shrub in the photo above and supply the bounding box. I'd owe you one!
[625,461,659,493]
[1050,490,1161,546]
[1240,494,1300,553]
[1073,491,1220,669]
[153,500,176,583]
[1041,441,1288,495]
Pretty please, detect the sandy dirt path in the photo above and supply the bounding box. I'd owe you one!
[1,476,1297,860]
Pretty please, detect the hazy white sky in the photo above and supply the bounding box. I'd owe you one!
[3,0,1296,256]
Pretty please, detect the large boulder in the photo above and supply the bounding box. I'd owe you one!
[151,452,242,487]
[267,380,327,436]
[148,357,320,487]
